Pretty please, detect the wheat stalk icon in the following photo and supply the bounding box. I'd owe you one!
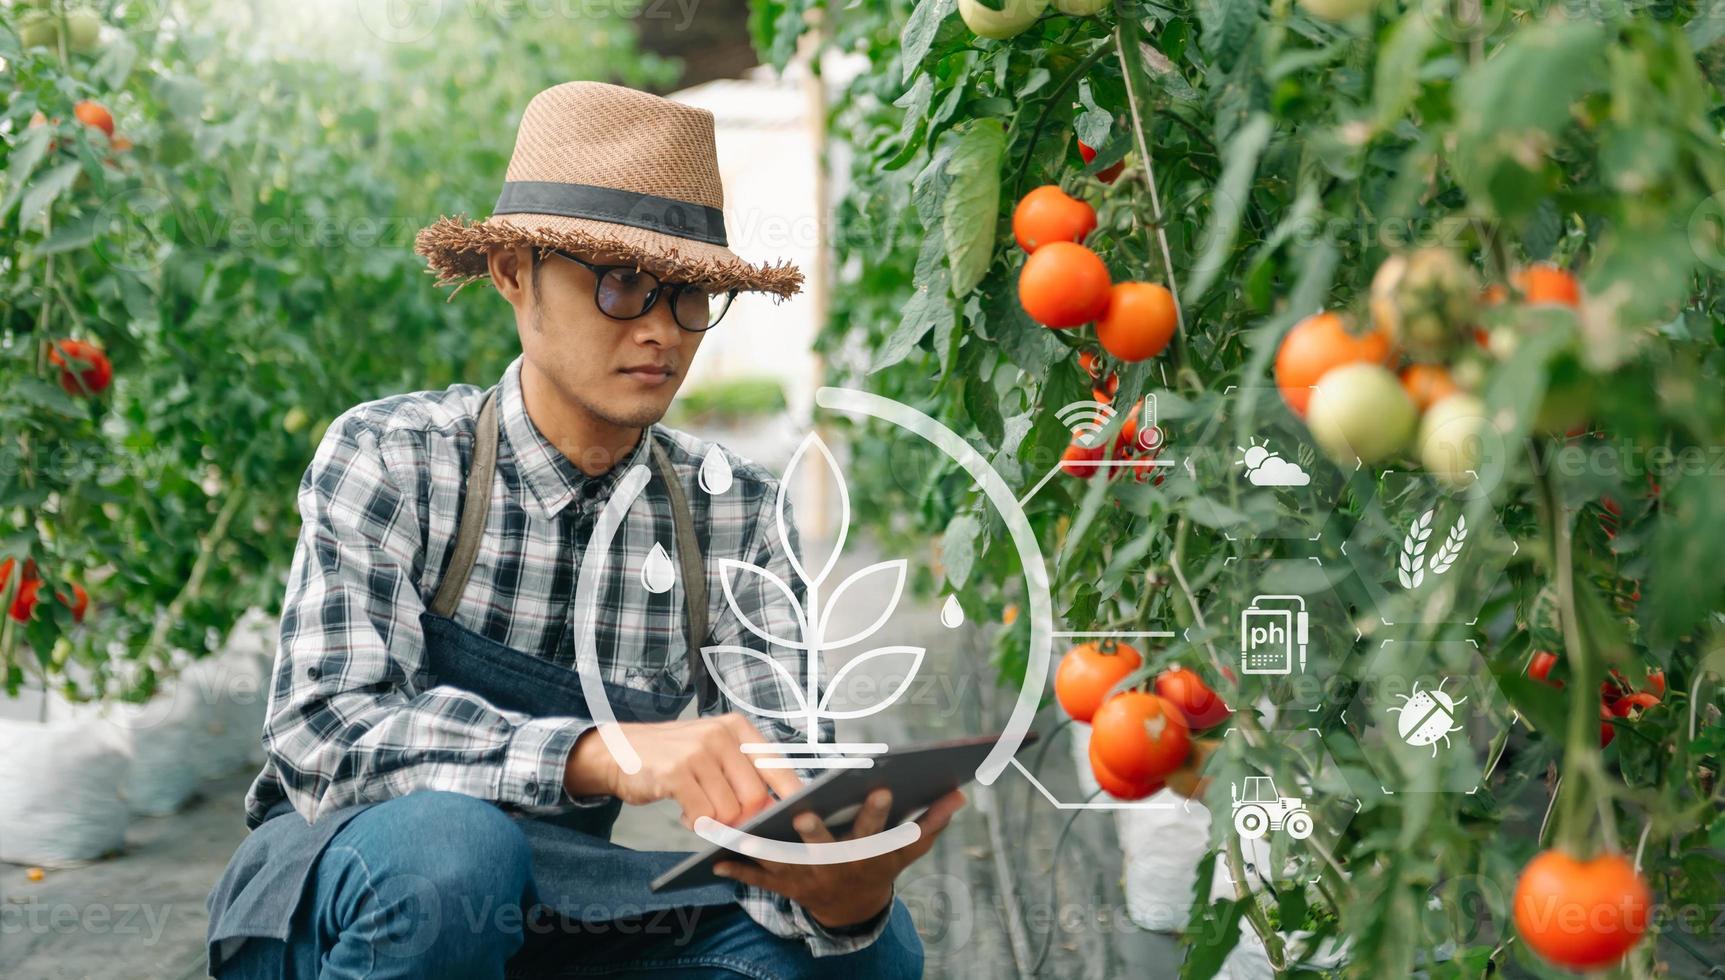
[1397,508,1468,589]
[700,432,925,769]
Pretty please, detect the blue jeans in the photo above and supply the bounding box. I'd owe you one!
[216,790,924,980]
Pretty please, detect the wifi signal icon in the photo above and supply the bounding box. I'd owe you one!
[1056,400,1116,448]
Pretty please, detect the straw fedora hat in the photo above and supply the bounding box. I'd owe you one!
[415,81,804,300]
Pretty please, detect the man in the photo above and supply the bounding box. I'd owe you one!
[205,80,963,979]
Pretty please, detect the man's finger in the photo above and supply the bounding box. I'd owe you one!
[718,748,775,822]
[849,789,892,840]
[670,775,714,830]
[916,788,967,834]
[791,810,836,845]
[712,860,775,892]
[691,757,745,826]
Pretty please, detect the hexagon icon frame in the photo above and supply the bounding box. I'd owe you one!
[1145,386,1348,545]
[1338,638,1514,796]
[1338,470,1516,627]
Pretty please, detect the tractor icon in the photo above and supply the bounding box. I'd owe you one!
[1231,776,1314,841]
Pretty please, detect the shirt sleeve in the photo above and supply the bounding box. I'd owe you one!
[261,410,597,824]
[700,479,894,955]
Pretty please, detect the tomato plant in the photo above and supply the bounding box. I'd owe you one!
[1,1,672,699]
[757,0,1725,973]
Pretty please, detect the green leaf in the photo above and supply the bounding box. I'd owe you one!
[1374,14,1439,130]
[902,0,957,83]
[0,125,53,220]
[17,161,82,230]
[941,513,983,588]
[942,119,1006,298]
[1184,113,1272,308]
[964,372,1006,448]
[874,239,952,372]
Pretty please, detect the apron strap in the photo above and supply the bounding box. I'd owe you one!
[650,439,715,710]
[429,389,500,620]
[429,385,711,706]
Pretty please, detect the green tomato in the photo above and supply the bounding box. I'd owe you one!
[1306,363,1416,465]
[1296,0,1376,21]
[1052,0,1110,14]
[1419,393,1488,487]
[66,9,104,53]
[958,0,1049,40]
[19,13,58,49]
[282,406,311,434]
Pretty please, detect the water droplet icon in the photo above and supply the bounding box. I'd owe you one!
[940,594,965,629]
[699,446,734,495]
[641,542,676,594]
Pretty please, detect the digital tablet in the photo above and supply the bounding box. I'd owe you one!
[649,731,1038,893]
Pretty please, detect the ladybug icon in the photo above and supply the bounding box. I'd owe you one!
[1387,678,1468,757]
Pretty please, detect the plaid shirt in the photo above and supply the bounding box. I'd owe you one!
[246,355,883,955]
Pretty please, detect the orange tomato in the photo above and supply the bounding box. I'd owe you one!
[1096,282,1177,362]
[1513,850,1650,970]
[1526,650,1564,690]
[1012,185,1096,253]
[1154,667,1230,730]
[1092,371,1119,403]
[1091,691,1191,783]
[1274,311,1394,417]
[1054,641,1142,722]
[1515,263,1581,308]
[1089,737,1159,800]
[1077,348,1103,379]
[73,100,115,139]
[1019,241,1112,328]
[1399,363,1461,413]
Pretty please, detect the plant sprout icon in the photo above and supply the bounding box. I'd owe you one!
[693,432,929,769]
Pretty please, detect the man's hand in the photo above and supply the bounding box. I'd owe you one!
[563,714,803,828]
[710,787,967,929]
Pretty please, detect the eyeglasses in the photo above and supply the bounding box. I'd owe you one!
[544,249,737,333]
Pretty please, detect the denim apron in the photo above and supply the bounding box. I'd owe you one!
[207,388,740,976]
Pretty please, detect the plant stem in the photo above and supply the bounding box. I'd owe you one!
[142,486,247,664]
[1010,38,1113,202]
[1112,12,1190,372]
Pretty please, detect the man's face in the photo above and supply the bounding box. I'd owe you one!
[496,245,708,429]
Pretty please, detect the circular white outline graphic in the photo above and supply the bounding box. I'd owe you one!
[570,387,1054,864]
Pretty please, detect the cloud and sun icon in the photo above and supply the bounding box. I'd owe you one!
[1234,438,1312,488]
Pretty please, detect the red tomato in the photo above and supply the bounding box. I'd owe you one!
[1096,282,1177,362]
[57,583,89,623]
[1060,435,1105,480]
[1019,241,1112,328]
[1012,185,1097,253]
[1515,263,1582,308]
[1076,138,1124,183]
[1513,850,1650,970]
[47,339,113,397]
[74,100,115,138]
[1091,691,1191,784]
[1054,641,1142,723]
[1,558,42,623]
[1088,737,1160,800]
[1599,702,1616,748]
[1527,651,1564,690]
[1077,348,1103,379]
[1643,669,1665,697]
[1154,667,1230,730]
[1092,371,1119,403]
[1610,691,1661,719]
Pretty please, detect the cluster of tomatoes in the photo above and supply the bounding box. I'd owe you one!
[22,10,123,398]
[957,0,1112,41]
[1053,641,1230,800]
[1526,651,1667,750]
[0,558,89,625]
[1274,249,1585,481]
[1012,183,1177,481]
